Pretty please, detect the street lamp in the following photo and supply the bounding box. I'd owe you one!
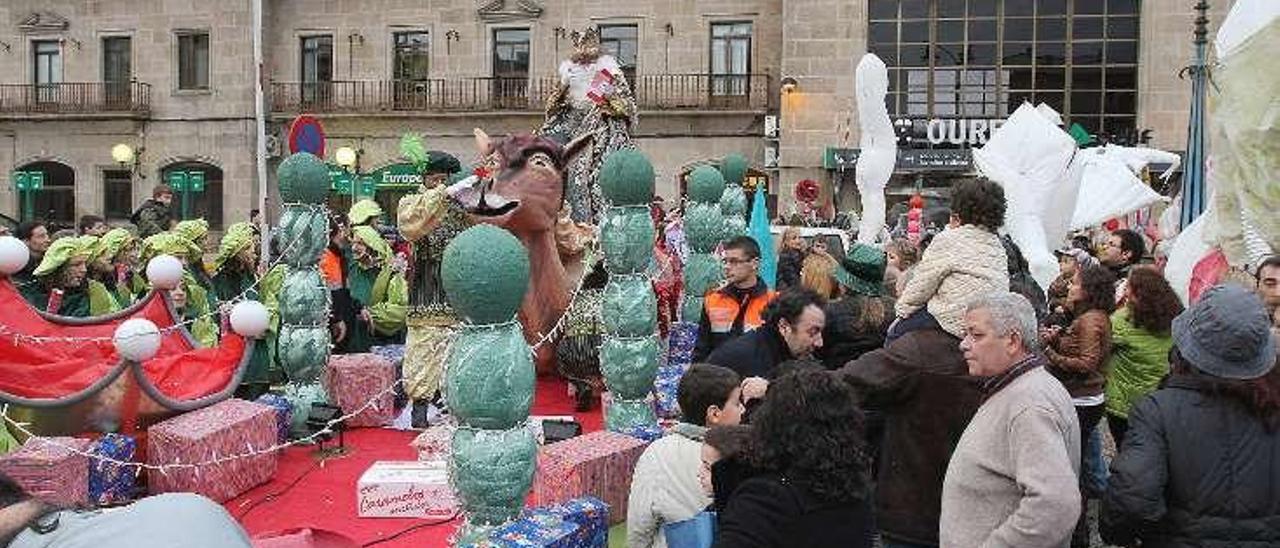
[335,146,358,170]
[111,143,135,165]
[780,76,799,94]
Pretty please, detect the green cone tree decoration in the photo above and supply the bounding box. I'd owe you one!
[442,224,536,543]
[274,152,333,432]
[719,153,750,239]
[598,149,661,431]
[682,166,727,322]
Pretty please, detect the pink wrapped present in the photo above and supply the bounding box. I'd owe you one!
[0,437,91,506]
[534,430,649,525]
[325,353,396,428]
[147,398,278,502]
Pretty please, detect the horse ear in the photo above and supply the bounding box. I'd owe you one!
[473,128,492,155]
[563,133,593,165]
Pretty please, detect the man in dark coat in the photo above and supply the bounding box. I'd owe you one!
[835,323,984,547]
[705,288,825,380]
[131,184,175,238]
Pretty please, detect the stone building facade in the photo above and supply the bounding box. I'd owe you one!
[0,0,1229,230]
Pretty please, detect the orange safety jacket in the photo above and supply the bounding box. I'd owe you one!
[692,280,775,362]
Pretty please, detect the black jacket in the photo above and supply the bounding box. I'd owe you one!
[835,328,983,545]
[713,475,875,548]
[705,324,793,380]
[1102,374,1280,548]
[815,295,894,370]
[775,249,804,291]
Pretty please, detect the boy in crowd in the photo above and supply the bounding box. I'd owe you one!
[627,364,745,548]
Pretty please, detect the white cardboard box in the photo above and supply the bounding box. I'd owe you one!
[356,461,458,519]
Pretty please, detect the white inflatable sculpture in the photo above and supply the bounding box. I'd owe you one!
[973,103,1080,291]
[854,54,897,244]
[1068,145,1176,232]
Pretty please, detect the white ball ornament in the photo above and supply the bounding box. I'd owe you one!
[146,255,184,290]
[0,236,30,276]
[229,300,270,338]
[113,318,162,362]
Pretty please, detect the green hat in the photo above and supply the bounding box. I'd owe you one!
[140,232,201,266]
[351,225,392,263]
[836,243,887,297]
[93,228,135,263]
[424,151,461,176]
[212,222,257,272]
[33,236,94,278]
[173,218,209,243]
[348,199,383,226]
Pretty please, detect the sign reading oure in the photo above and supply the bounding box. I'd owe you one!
[922,118,1006,146]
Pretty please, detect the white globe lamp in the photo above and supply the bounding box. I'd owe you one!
[229,300,270,338]
[146,255,184,290]
[0,236,30,276]
[335,146,358,169]
[113,318,162,362]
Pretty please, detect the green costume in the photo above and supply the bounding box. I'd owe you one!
[348,199,383,227]
[1104,308,1176,419]
[22,237,120,317]
[140,233,219,344]
[346,226,408,352]
[210,223,283,384]
[91,228,140,306]
[172,220,218,312]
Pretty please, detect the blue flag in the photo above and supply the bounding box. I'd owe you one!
[749,185,777,289]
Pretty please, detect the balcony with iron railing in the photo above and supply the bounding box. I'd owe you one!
[0,81,151,118]
[269,74,773,115]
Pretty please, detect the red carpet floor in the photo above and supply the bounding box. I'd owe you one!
[225,377,604,547]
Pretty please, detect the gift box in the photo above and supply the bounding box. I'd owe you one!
[534,431,649,525]
[476,497,609,548]
[617,424,663,443]
[653,364,686,419]
[370,344,406,367]
[356,461,458,519]
[254,393,293,443]
[0,437,91,506]
[88,433,136,505]
[665,321,699,367]
[325,353,397,428]
[410,424,454,462]
[147,398,278,502]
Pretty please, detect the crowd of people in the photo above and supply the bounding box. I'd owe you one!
[629,177,1280,548]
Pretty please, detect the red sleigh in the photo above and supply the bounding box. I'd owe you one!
[0,277,252,437]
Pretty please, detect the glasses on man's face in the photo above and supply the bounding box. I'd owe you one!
[722,257,753,266]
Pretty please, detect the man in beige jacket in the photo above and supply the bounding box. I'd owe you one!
[941,292,1081,547]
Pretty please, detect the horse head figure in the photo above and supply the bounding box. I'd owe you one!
[460,128,592,375]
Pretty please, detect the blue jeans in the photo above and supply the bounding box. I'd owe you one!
[1082,423,1108,496]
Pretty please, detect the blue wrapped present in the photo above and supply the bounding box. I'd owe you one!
[618,424,663,443]
[254,393,293,443]
[552,496,609,547]
[483,512,580,547]
[653,364,686,419]
[88,433,136,505]
[470,497,609,548]
[369,344,406,366]
[666,322,699,367]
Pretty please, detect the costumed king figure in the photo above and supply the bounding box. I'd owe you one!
[395,134,469,424]
[539,26,637,224]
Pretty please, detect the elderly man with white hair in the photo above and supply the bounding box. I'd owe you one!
[941,292,1081,548]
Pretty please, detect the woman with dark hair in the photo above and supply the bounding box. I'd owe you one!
[1104,267,1184,445]
[1102,285,1280,548]
[800,244,894,369]
[700,424,756,514]
[1040,263,1116,547]
[714,370,875,548]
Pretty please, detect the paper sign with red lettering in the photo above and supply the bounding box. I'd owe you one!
[356,461,458,519]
